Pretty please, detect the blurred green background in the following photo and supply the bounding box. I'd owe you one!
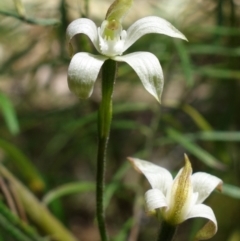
[0,0,240,240]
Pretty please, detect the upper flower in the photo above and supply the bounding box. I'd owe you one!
[66,0,187,101]
[128,154,223,240]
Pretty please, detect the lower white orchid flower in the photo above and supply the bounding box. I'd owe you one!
[66,0,187,102]
[128,154,223,240]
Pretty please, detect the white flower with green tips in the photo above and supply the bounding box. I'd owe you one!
[66,0,187,101]
[128,154,223,240]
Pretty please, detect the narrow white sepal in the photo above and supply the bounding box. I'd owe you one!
[113,52,164,102]
[67,53,108,98]
[123,16,188,52]
[128,157,172,195]
[192,172,223,204]
[186,204,217,240]
[66,18,101,53]
[145,189,167,212]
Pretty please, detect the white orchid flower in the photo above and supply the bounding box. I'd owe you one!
[66,0,187,101]
[128,154,223,240]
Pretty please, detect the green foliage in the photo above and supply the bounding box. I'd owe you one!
[0,93,19,135]
[0,138,45,192]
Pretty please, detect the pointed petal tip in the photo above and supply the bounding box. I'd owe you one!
[175,33,188,42]
[174,30,188,42]
[127,156,135,163]
[182,35,188,42]
[216,181,223,192]
[127,157,142,173]
[183,153,192,169]
[154,95,161,104]
[184,153,188,160]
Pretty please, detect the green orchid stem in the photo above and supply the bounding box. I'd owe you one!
[96,59,117,241]
[157,221,177,241]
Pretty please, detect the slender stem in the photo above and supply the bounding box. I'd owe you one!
[96,59,117,241]
[157,221,177,241]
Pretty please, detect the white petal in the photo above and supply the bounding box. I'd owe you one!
[123,16,187,51]
[128,157,172,195]
[190,192,199,209]
[66,18,100,53]
[192,172,223,204]
[113,52,164,102]
[68,53,107,98]
[145,189,167,212]
[185,204,217,240]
